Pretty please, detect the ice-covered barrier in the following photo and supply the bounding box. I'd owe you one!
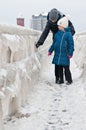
[74,32,86,81]
[0,23,86,129]
[0,24,51,130]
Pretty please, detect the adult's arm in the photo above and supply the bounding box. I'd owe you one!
[37,22,50,45]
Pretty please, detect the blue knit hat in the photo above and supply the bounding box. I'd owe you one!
[49,8,59,21]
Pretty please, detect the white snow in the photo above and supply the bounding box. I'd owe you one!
[0,24,86,130]
[4,50,86,130]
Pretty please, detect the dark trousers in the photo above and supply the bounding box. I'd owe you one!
[55,65,59,80]
[55,64,72,82]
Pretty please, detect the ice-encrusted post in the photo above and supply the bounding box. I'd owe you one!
[0,99,4,130]
[8,96,21,116]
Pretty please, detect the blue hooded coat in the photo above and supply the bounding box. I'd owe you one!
[48,28,74,66]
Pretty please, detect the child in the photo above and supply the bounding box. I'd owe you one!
[48,16,74,85]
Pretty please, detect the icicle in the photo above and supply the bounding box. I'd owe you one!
[0,91,5,99]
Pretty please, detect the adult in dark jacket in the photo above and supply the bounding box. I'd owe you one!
[35,8,75,48]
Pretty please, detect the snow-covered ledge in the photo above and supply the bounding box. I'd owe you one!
[74,32,86,81]
[0,24,51,129]
[0,23,86,129]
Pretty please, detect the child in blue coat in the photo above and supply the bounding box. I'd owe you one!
[48,17,74,85]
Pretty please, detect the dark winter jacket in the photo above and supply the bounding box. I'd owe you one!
[48,28,74,66]
[37,12,75,46]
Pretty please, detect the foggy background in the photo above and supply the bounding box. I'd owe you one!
[0,0,85,33]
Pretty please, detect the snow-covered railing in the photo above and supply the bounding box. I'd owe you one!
[0,24,51,130]
[0,23,86,130]
[74,32,86,81]
[75,31,86,36]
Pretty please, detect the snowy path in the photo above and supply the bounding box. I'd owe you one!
[4,58,86,130]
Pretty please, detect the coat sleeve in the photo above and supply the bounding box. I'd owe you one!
[37,22,50,45]
[48,43,54,53]
[67,32,74,56]
[68,20,75,36]
[48,36,56,53]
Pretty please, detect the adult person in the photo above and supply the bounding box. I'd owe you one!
[35,8,75,48]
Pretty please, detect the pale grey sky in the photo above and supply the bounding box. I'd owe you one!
[0,0,86,33]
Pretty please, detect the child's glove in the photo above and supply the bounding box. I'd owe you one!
[48,52,52,56]
[68,55,72,59]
